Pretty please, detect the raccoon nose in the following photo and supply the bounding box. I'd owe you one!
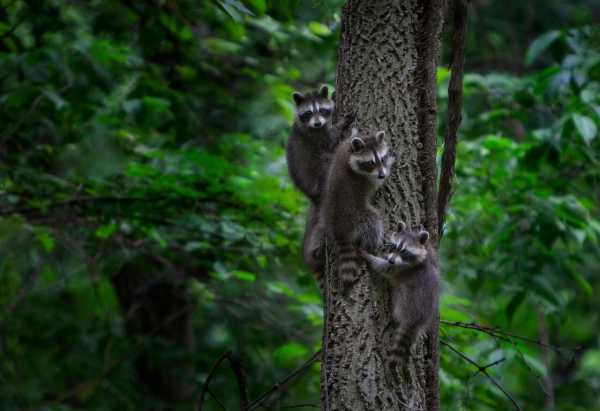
[378,169,386,179]
[388,255,396,264]
[313,121,323,128]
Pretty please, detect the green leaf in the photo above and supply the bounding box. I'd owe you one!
[202,38,242,55]
[232,270,256,282]
[568,271,593,297]
[36,230,55,252]
[273,342,309,367]
[505,291,526,323]
[572,114,597,144]
[436,67,450,83]
[95,223,117,239]
[307,22,331,37]
[526,30,561,65]
[247,0,266,14]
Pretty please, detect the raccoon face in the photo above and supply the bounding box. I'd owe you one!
[348,129,395,181]
[385,222,429,265]
[292,85,333,130]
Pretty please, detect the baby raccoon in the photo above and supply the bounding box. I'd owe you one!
[287,86,353,276]
[286,85,338,204]
[362,222,440,368]
[307,128,395,290]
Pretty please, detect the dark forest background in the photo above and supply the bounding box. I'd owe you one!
[1,1,599,410]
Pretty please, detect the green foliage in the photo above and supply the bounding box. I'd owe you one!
[439,25,600,410]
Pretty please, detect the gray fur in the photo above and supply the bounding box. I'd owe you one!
[309,129,395,291]
[362,225,440,370]
[287,87,353,275]
[287,87,337,203]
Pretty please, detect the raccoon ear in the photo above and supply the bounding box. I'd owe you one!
[331,90,336,101]
[398,221,407,232]
[319,85,329,98]
[351,137,365,152]
[419,230,430,244]
[292,92,304,106]
[376,130,385,143]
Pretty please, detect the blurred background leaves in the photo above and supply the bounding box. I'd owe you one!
[0,0,599,410]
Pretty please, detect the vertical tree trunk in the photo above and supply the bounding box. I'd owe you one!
[112,255,196,408]
[323,1,444,409]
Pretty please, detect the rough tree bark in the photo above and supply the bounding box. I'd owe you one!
[323,1,444,409]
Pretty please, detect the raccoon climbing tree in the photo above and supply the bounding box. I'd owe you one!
[321,0,445,409]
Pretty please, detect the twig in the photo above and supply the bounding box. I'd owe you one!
[440,320,580,355]
[437,0,468,239]
[441,339,521,411]
[197,350,249,411]
[246,349,322,411]
[207,388,228,411]
[471,358,505,378]
[230,355,249,411]
[197,351,233,411]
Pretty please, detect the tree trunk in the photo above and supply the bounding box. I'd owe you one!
[323,1,444,409]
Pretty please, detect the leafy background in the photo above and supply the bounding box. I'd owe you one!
[1,0,599,410]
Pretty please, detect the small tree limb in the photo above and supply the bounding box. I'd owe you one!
[440,339,521,411]
[441,320,581,355]
[437,0,468,239]
[246,349,322,411]
[197,350,249,411]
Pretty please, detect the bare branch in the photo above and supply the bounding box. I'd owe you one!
[440,320,581,356]
[471,358,505,378]
[440,339,522,411]
[437,0,469,239]
[246,349,322,411]
[198,351,234,411]
[207,388,228,411]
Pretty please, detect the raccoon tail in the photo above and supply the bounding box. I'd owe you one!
[387,325,420,374]
[337,243,361,295]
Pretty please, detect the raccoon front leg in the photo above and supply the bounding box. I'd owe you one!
[361,252,394,280]
[331,112,356,143]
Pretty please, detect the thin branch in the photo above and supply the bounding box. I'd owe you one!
[207,388,228,411]
[230,355,249,411]
[440,320,580,355]
[440,339,521,411]
[471,358,505,378]
[437,0,468,239]
[197,351,233,411]
[197,351,249,411]
[246,349,322,411]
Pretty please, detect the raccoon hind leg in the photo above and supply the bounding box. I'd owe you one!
[386,324,421,381]
[302,206,325,271]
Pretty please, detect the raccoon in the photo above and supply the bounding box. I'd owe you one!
[287,86,353,276]
[308,128,395,292]
[286,85,338,204]
[362,222,440,369]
